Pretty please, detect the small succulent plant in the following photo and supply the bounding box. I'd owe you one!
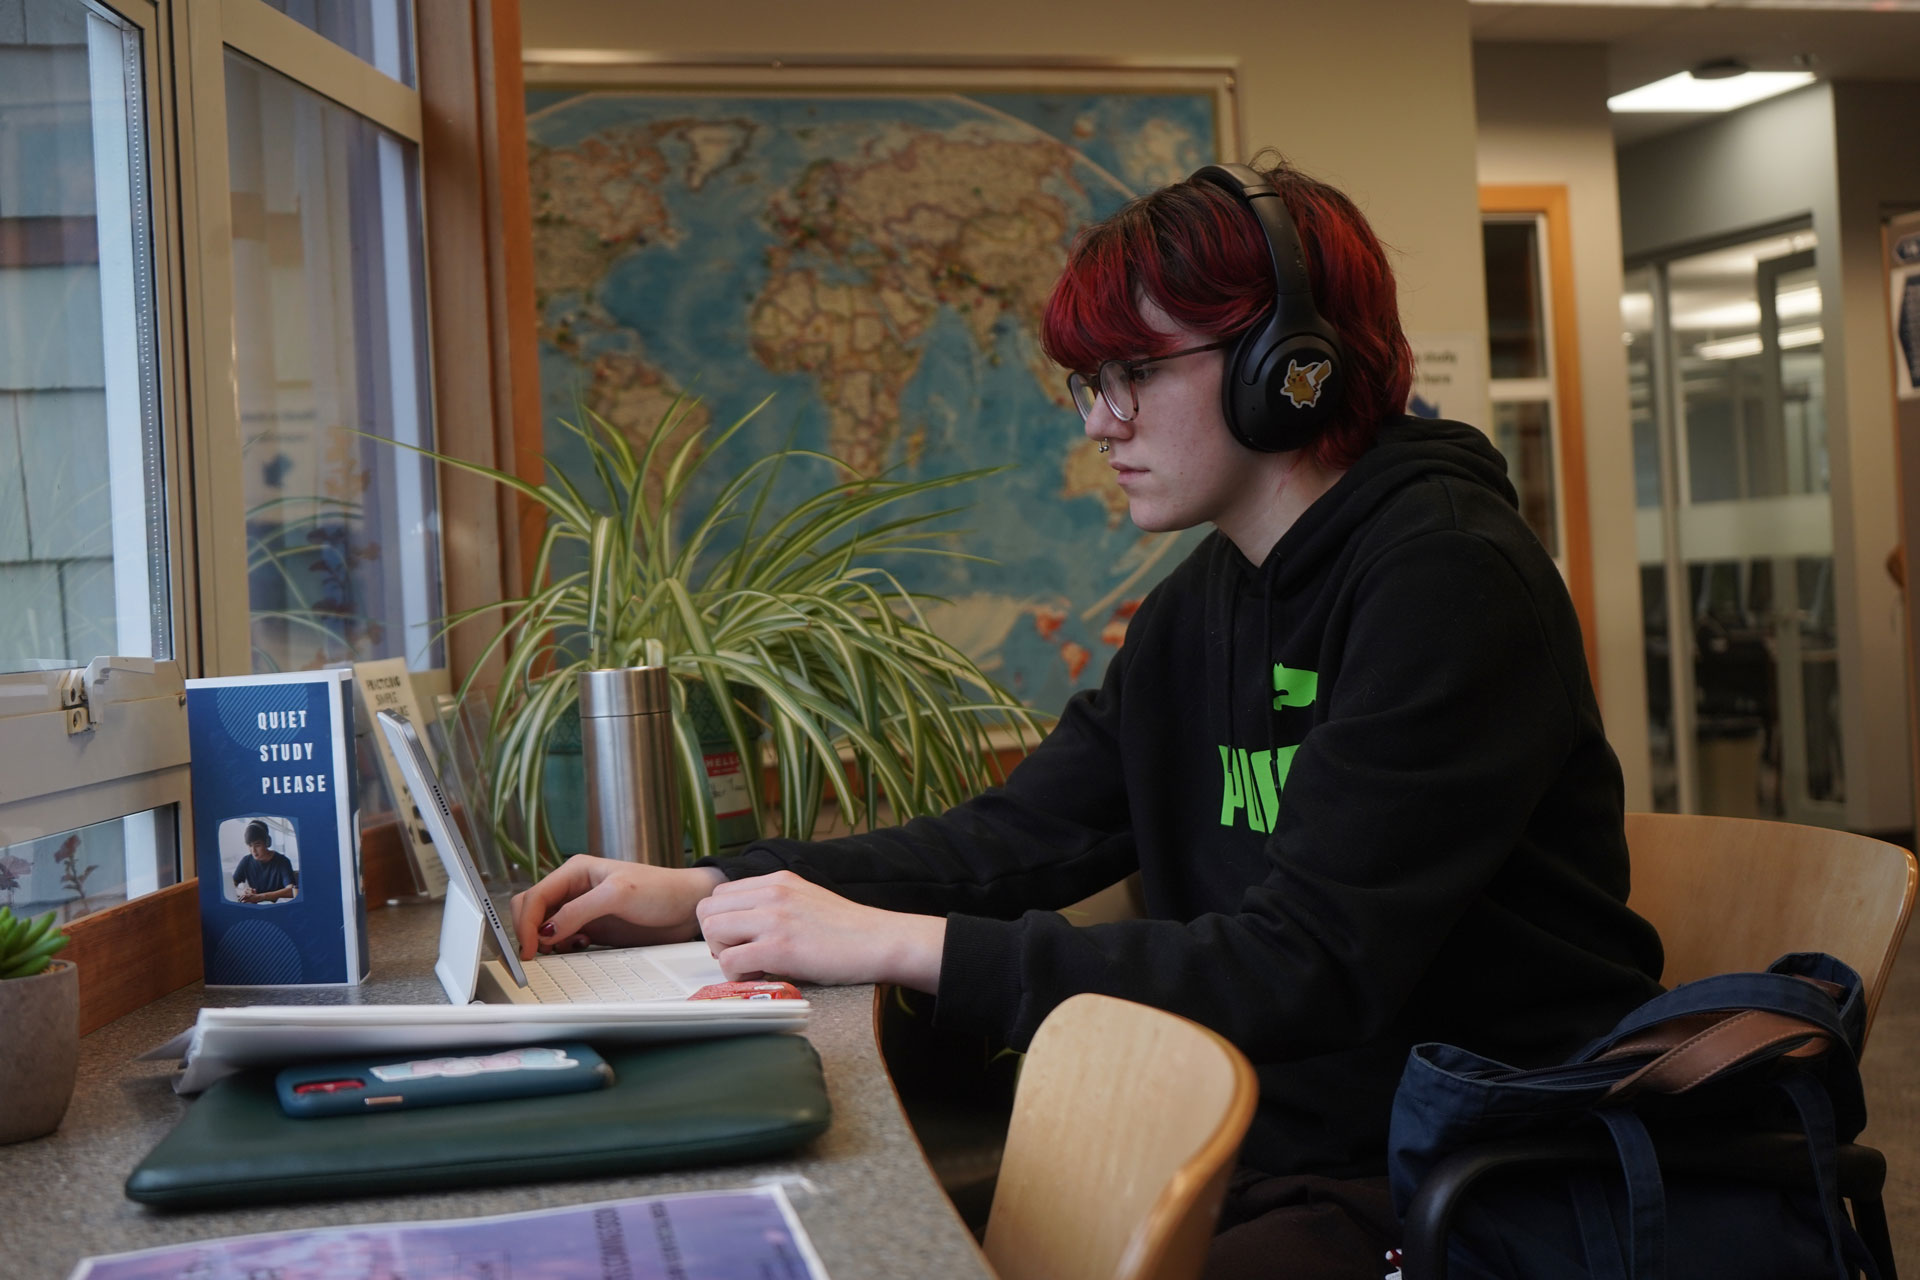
[0,907,69,979]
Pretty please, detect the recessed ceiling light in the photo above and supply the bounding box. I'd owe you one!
[1608,69,1816,114]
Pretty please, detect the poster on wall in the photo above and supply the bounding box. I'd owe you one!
[522,63,1235,716]
[1889,217,1920,401]
[1404,331,1490,430]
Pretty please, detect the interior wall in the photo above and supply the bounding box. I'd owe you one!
[1833,81,1920,836]
[1617,85,1913,834]
[518,0,1486,377]
[1617,85,1837,263]
[1473,41,1651,811]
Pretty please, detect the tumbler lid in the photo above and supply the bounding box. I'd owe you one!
[578,665,672,718]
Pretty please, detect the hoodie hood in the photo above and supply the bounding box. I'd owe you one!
[1207,414,1523,755]
[1257,415,1519,593]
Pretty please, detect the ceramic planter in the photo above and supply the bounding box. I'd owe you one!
[0,958,78,1144]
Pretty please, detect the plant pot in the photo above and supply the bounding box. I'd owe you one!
[0,958,78,1144]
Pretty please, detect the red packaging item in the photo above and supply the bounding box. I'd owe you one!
[687,981,803,1001]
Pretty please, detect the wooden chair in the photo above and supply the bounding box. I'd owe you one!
[1623,811,1918,1046]
[981,993,1259,1280]
[1401,813,1919,1279]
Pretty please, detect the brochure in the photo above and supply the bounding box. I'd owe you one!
[69,1185,829,1279]
[186,669,369,986]
[353,658,449,899]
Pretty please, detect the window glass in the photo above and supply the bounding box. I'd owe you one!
[0,0,169,675]
[1484,219,1546,380]
[1657,230,1840,821]
[224,50,442,673]
[1,806,179,923]
[257,0,414,88]
[1491,399,1556,557]
[1666,231,1819,505]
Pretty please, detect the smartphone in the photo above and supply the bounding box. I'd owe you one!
[275,1042,613,1118]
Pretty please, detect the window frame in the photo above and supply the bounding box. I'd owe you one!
[179,0,436,680]
[0,0,197,1027]
[1479,184,1598,691]
[0,0,193,851]
[0,0,529,1033]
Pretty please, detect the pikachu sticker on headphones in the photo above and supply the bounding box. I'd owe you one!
[1281,358,1333,410]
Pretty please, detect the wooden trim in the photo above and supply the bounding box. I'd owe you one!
[1480,184,1598,693]
[63,881,201,1036]
[358,813,419,903]
[415,0,542,685]
[481,0,547,602]
[419,0,509,691]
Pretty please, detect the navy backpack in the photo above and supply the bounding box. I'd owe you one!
[1387,953,1885,1280]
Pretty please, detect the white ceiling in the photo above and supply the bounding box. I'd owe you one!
[1471,1,1920,142]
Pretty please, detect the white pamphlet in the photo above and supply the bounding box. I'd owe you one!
[143,991,809,1094]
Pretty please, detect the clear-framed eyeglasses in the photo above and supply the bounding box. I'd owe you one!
[1065,338,1236,423]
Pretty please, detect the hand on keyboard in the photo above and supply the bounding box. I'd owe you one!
[694,870,946,993]
[509,856,728,961]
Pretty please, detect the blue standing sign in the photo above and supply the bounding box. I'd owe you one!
[186,670,368,986]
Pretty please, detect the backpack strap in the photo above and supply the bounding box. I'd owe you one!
[1775,1073,1883,1280]
[1588,969,1853,1059]
[1600,1008,1831,1100]
[1582,1108,1667,1280]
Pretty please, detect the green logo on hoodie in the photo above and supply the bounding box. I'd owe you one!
[1219,663,1318,833]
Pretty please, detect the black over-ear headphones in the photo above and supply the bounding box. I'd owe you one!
[1188,163,1345,453]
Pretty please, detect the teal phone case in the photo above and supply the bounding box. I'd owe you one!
[275,1042,612,1117]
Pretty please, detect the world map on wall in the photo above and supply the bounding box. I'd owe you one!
[525,86,1220,714]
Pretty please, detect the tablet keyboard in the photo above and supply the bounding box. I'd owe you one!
[523,950,683,1003]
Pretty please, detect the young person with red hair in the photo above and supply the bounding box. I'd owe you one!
[512,156,1663,1277]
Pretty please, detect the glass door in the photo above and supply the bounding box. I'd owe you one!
[1633,228,1842,824]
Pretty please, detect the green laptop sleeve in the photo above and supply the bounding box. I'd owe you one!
[126,1033,831,1209]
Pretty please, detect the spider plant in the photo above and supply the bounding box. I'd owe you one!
[421,394,1049,874]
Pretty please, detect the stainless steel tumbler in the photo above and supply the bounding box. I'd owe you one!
[578,665,682,865]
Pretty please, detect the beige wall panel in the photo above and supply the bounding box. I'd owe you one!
[1834,81,1920,837]
[1474,41,1651,812]
[519,0,1486,349]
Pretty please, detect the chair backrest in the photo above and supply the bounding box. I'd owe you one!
[982,993,1258,1280]
[1624,811,1918,1044]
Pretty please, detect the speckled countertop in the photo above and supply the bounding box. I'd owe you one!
[0,902,994,1280]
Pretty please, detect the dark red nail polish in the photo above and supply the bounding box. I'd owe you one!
[538,920,555,937]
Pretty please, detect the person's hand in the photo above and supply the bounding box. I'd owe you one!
[694,870,945,992]
[509,856,727,960]
[238,888,259,904]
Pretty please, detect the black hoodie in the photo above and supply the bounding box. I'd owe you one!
[710,415,1665,1179]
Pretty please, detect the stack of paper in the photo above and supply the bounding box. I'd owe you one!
[72,1185,829,1279]
[145,999,810,1093]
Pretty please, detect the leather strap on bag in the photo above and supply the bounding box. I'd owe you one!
[1600,1008,1831,1100]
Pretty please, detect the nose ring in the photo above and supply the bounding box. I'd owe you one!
[1097,439,1111,454]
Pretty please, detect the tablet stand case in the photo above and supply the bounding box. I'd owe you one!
[125,1033,830,1209]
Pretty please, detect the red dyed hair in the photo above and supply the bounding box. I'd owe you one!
[1041,154,1414,469]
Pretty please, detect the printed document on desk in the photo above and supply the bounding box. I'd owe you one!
[146,989,809,1093]
[70,1185,828,1280]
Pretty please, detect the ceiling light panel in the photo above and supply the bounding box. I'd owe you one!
[1608,69,1816,112]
